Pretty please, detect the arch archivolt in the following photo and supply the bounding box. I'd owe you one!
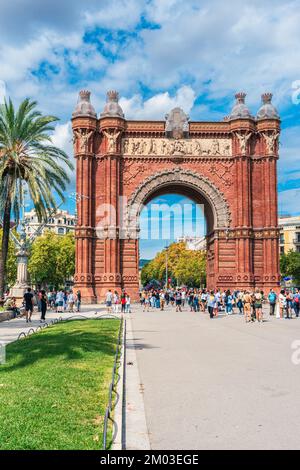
[124,168,231,237]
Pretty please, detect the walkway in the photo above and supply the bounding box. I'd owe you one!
[130,305,300,450]
[0,304,112,345]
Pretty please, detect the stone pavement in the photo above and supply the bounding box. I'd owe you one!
[130,304,300,450]
[0,304,115,345]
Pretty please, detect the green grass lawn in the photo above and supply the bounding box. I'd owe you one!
[0,319,120,450]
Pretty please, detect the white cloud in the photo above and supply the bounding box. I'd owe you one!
[120,85,196,119]
[279,189,300,216]
[0,80,6,103]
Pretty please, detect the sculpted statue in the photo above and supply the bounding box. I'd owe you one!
[236,132,252,155]
[263,131,279,154]
[103,129,121,153]
[73,129,94,152]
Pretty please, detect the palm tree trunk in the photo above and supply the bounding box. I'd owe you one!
[0,195,12,299]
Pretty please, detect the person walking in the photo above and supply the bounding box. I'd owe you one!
[143,293,150,312]
[243,291,252,323]
[24,287,34,323]
[160,291,165,311]
[293,289,300,318]
[225,290,233,315]
[76,290,81,312]
[125,294,131,313]
[268,289,277,316]
[121,291,126,313]
[254,289,263,322]
[113,291,120,314]
[67,291,75,313]
[207,291,216,319]
[175,290,182,312]
[40,290,47,322]
[278,290,286,319]
[105,289,113,313]
[236,291,244,315]
[286,290,293,319]
[56,290,64,313]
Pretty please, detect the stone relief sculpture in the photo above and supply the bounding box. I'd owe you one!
[73,129,94,152]
[103,129,121,153]
[122,137,232,157]
[262,131,279,155]
[235,132,252,155]
[165,107,189,139]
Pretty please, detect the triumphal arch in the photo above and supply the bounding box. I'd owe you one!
[72,90,281,302]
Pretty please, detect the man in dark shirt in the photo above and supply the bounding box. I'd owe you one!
[24,287,34,323]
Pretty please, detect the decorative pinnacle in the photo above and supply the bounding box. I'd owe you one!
[235,92,247,103]
[261,92,273,103]
[107,90,119,102]
[79,90,91,101]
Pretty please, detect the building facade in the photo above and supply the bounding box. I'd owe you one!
[177,236,207,251]
[279,215,300,254]
[24,209,76,236]
[72,89,281,303]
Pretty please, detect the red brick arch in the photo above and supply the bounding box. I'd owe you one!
[72,102,281,302]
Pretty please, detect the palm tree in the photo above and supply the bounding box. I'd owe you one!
[0,98,74,298]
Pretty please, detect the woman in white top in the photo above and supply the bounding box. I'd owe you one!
[113,291,120,314]
[278,290,286,319]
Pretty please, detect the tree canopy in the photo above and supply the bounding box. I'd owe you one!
[280,250,300,284]
[141,242,206,288]
[28,231,75,289]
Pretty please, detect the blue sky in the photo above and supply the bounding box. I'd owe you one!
[1,0,300,257]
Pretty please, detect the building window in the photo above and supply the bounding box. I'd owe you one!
[296,233,300,243]
[280,234,284,244]
[58,227,65,235]
[280,246,284,255]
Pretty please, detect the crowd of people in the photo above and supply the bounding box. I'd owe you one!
[3,285,300,325]
[105,289,131,314]
[4,288,82,323]
[138,287,300,323]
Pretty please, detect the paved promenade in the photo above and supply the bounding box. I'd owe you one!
[0,304,110,345]
[130,305,300,450]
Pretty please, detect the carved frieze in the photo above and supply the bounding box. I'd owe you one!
[122,137,232,157]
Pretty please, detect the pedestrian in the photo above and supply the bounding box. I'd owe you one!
[121,291,126,313]
[293,289,300,318]
[286,290,293,319]
[160,291,165,311]
[278,290,286,319]
[254,289,263,323]
[175,290,182,312]
[56,290,64,313]
[144,293,150,312]
[207,291,216,319]
[243,290,252,323]
[236,291,244,315]
[181,289,186,307]
[76,290,81,312]
[24,287,34,323]
[225,290,233,315]
[40,290,47,322]
[268,289,277,316]
[125,294,131,313]
[67,290,75,312]
[106,289,113,313]
[113,291,120,314]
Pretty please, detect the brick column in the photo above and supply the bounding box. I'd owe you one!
[72,91,97,302]
[97,117,125,296]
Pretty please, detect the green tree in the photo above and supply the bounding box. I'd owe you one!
[141,242,207,287]
[280,251,300,284]
[0,98,73,297]
[0,229,17,288]
[28,231,75,289]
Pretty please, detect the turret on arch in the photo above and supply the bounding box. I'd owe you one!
[72,90,281,302]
